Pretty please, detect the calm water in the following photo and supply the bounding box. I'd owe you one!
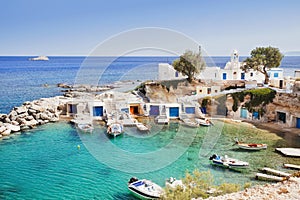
[0,56,300,199]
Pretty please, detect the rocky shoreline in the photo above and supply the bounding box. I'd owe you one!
[0,96,65,139]
[200,177,300,200]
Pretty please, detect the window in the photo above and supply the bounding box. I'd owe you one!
[233,72,237,75]
[222,73,227,80]
[199,89,202,93]
[250,72,253,77]
[274,73,278,78]
[215,90,218,93]
[175,71,179,77]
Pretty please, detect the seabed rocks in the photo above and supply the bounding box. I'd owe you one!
[0,96,64,139]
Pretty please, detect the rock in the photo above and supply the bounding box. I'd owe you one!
[20,125,30,130]
[25,119,38,127]
[26,116,34,121]
[5,124,20,132]
[8,110,18,121]
[28,109,37,114]
[29,104,43,112]
[15,106,28,114]
[23,101,31,106]
[49,117,59,122]
[0,134,2,139]
[0,126,6,133]
[16,118,26,125]
[0,114,7,122]
[4,117,11,123]
[40,113,50,120]
[17,112,28,119]
[37,120,45,125]
[0,122,3,127]
[2,128,11,136]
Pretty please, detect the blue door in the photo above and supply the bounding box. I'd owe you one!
[241,73,245,80]
[93,106,103,116]
[240,108,247,118]
[185,107,195,114]
[150,105,159,116]
[69,104,77,114]
[169,107,179,117]
[297,118,300,129]
[253,111,259,119]
[222,73,227,80]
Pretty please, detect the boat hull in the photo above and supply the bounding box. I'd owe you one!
[237,143,267,150]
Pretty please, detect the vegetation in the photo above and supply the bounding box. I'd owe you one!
[172,50,206,83]
[242,46,283,84]
[162,170,241,200]
[231,88,276,117]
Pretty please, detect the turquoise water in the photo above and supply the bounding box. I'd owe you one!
[1,120,299,199]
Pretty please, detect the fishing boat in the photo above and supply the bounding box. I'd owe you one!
[77,123,93,133]
[128,177,164,200]
[29,56,49,61]
[165,177,186,190]
[136,123,149,132]
[209,154,249,169]
[195,117,212,126]
[182,118,199,128]
[107,123,124,137]
[235,139,267,150]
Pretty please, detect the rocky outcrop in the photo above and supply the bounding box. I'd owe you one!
[0,96,65,139]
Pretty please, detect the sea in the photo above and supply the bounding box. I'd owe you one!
[0,56,299,199]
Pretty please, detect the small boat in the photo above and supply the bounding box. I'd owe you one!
[136,123,149,132]
[209,154,249,169]
[128,177,164,200]
[165,177,186,190]
[77,123,93,133]
[182,118,199,128]
[107,123,124,137]
[155,115,169,124]
[195,117,212,126]
[235,139,267,150]
[29,56,49,61]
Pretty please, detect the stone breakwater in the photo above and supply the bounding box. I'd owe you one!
[0,96,65,139]
[198,178,300,200]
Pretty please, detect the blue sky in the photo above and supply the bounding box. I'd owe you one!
[0,0,299,56]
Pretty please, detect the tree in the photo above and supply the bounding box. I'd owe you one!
[242,46,283,84]
[172,50,206,83]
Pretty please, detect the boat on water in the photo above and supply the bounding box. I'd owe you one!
[209,154,249,169]
[235,139,267,150]
[195,117,212,126]
[128,177,164,200]
[29,56,49,61]
[77,123,93,133]
[165,177,186,190]
[182,118,199,128]
[136,123,149,132]
[107,123,124,137]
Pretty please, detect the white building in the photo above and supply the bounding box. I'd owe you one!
[158,50,283,85]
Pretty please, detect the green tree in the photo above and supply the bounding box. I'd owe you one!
[172,50,206,83]
[242,46,283,84]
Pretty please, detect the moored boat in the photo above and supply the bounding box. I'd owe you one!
[195,117,212,126]
[77,123,93,133]
[235,139,267,150]
[209,154,249,169]
[29,56,49,61]
[128,177,164,200]
[136,123,149,132]
[107,123,124,137]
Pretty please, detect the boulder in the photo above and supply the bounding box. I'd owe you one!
[18,112,29,119]
[40,113,50,120]
[15,106,28,114]
[26,116,34,121]
[4,117,11,123]
[0,114,7,122]
[16,118,27,125]
[11,121,19,126]
[2,128,11,136]
[28,109,37,114]
[20,125,30,130]
[37,120,45,125]
[0,134,2,139]
[8,110,18,121]
[0,126,6,133]
[29,104,43,112]
[49,117,59,122]
[5,124,20,132]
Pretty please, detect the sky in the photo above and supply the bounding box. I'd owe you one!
[0,0,299,56]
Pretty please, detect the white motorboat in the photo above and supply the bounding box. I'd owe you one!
[128,177,164,200]
[29,56,49,61]
[77,123,93,133]
[136,123,149,132]
[235,139,267,150]
[107,123,124,137]
[182,118,199,128]
[195,117,212,126]
[209,154,249,169]
[165,177,186,190]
